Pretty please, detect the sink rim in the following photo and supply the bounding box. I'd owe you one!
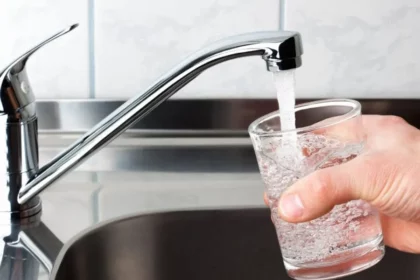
[49,204,420,280]
[49,205,268,279]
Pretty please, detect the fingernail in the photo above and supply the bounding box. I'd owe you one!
[279,193,304,219]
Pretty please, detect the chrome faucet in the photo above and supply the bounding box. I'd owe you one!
[0,24,303,220]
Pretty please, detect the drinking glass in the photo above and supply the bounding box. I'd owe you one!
[249,99,384,280]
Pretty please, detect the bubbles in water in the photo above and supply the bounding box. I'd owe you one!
[263,70,382,268]
[256,134,382,265]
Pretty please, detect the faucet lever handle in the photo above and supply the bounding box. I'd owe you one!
[0,24,78,120]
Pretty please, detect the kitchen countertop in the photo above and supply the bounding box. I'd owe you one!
[40,171,266,243]
[33,134,265,279]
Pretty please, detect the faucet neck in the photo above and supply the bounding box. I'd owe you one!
[2,28,303,220]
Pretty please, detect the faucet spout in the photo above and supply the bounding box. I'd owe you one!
[14,30,303,211]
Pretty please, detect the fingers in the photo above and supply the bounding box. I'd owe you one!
[311,115,398,143]
[266,115,417,224]
[263,192,269,206]
[312,115,410,145]
[380,215,420,254]
[277,155,381,223]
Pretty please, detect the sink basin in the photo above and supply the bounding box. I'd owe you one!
[51,208,420,280]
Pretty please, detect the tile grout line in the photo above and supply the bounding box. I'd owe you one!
[279,0,286,30]
[90,172,101,224]
[88,0,96,99]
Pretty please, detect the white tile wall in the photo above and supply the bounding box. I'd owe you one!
[0,0,89,99]
[4,1,420,99]
[94,0,280,99]
[284,0,420,99]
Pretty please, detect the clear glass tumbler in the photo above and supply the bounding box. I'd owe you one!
[249,99,384,280]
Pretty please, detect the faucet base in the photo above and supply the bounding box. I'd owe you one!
[0,198,42,221]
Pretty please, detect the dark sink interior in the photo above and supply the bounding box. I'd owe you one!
[52,208,420,280]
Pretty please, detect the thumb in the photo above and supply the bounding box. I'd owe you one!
[277,154,386,223]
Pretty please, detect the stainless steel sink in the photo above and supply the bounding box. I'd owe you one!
[51,208,420,280]
[10,99,420,280]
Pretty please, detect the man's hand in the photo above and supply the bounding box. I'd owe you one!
[265,115,420,253]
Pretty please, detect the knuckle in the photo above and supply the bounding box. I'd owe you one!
[352,154,382,199]
[382,115,407,126]
[377,162,418,217]
[263,193,269,206]
[363,154,400,207]
[309,171,333,199]
[359,153,380,174]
